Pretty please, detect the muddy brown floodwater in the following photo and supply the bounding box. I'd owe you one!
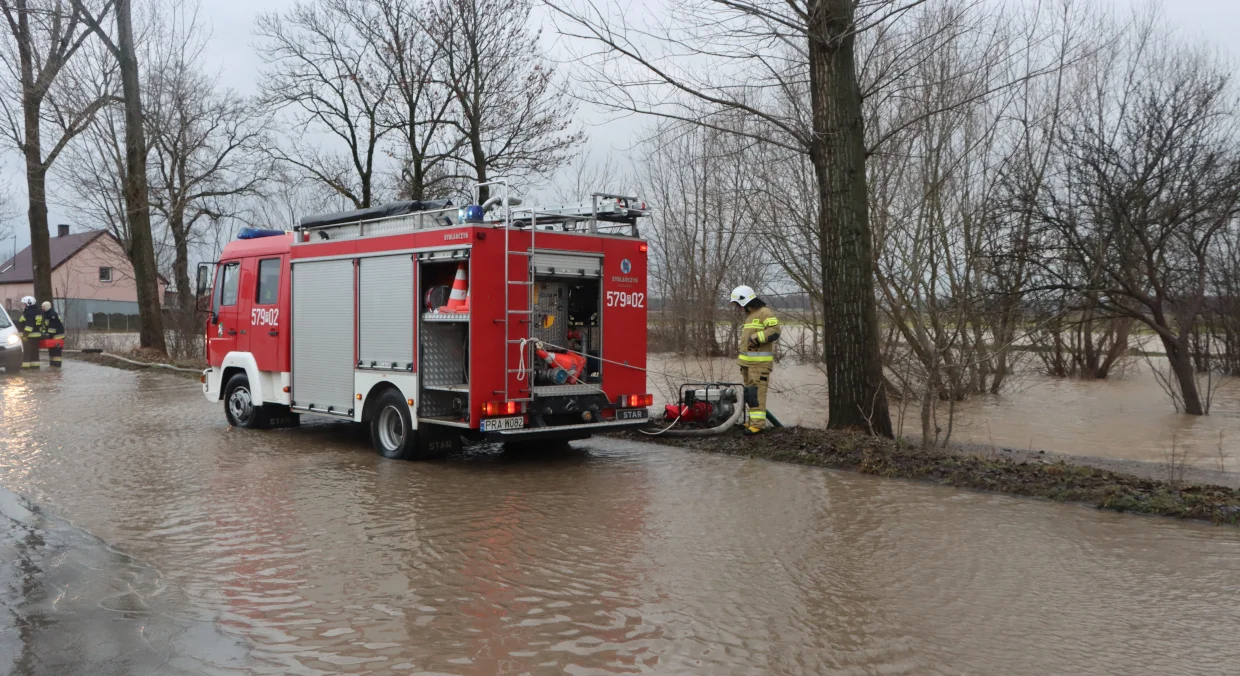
[648,354,1240,471]
[3,362,1240,674]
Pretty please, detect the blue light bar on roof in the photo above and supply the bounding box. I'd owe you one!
[237,228,286,240]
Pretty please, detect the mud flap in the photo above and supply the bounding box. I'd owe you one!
[418,425,462,458]
[264,407,301,429]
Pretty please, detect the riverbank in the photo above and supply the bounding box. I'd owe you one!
[623,426,1240,525]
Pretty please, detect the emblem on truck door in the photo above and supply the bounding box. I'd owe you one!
[620,259,632,274]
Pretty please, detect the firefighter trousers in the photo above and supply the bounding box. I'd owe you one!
[44,341,62,367]
[22,338,40,368]
[741,364,771,428]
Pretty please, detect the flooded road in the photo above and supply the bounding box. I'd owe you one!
[648,354,1240,470]
[3,363,1240,674]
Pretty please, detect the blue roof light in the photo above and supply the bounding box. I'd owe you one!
[238,228,286,240]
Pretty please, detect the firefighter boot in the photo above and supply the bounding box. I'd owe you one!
[48,342,62,368]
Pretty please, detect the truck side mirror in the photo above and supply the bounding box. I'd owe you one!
[196,263,210,297]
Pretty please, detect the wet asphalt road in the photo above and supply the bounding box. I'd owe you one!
[0,484,251,675]
[4,362,1240,675]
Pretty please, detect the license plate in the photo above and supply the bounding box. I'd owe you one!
[481,416,524,432]
[617,408,648,421]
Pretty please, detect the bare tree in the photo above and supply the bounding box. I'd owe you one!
[332,0,460,201]
[72,0,165,352]
[550,0,1032,435]
[145,2,273,317]
[641,121,768,355]
[256,1,395,209]
[0,0,112,303]
[432,0,581,202]
[1018,12,1240,415]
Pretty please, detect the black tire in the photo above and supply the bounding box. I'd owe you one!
[4,351,20,375]
[224,373,266,429]
[370,389,418,459]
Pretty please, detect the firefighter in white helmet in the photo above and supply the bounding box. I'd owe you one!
[15,296,42,368]
[40,301,65,367]
[730,285,780,435]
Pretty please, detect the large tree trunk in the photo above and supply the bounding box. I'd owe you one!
[1162,335,1204,415]
[23,138,52,301]
[806,0,893,436]
[115,0,166,353]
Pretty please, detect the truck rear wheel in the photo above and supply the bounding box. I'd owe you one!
[371,389,418,459]
[224,373,266,429]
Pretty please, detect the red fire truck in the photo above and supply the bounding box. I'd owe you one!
[199,182,652,459]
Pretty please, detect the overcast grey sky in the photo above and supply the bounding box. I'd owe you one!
[4,0,1240,251]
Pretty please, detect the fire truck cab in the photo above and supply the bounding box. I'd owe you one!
[201,183,651,459]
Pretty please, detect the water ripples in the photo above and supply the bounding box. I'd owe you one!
[2,363,1240,673]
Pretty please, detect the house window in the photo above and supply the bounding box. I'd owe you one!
[99,266,113,283]
[255,258,281,305]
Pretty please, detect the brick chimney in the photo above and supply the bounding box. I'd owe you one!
[57,224,69,237]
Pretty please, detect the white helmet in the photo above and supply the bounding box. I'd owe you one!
[20,296,35,307]
[41,301,51,311]
[729,285,756,307]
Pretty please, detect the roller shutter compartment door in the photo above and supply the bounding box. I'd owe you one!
[359,255,414,370]
[532,252,601,277]
[291,259,355,413]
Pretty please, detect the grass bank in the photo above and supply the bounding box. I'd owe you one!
[67,348,205,381]
[622,426,1240,525]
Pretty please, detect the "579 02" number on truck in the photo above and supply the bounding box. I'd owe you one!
[605,291,644,308]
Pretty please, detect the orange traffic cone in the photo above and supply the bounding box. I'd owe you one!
[438,263,470,313]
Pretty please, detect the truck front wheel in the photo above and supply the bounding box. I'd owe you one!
[371,389,418,459]
[224,373,266,429]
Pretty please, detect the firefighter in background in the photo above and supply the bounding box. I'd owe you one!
[40,301,65,367]
[731,285,780,435]
[15,296,43,368]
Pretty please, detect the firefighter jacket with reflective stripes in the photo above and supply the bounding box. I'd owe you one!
[737,304,780,367]
[17,305,44,338]
[42,308,64,338]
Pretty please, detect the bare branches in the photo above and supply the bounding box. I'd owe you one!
[256,1,395,208]
[0,0,115,300]
[1013,7,1240,415]
[428,0,582,200]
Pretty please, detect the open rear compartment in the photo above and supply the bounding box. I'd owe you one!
[418,254,471,427]
[525,252,611,427]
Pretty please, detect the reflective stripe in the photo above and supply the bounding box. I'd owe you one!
[749,410,766,419]
[743,321,764,329]
[738,353,774,362]
[764,318,779,326]
[755,331,766,344]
